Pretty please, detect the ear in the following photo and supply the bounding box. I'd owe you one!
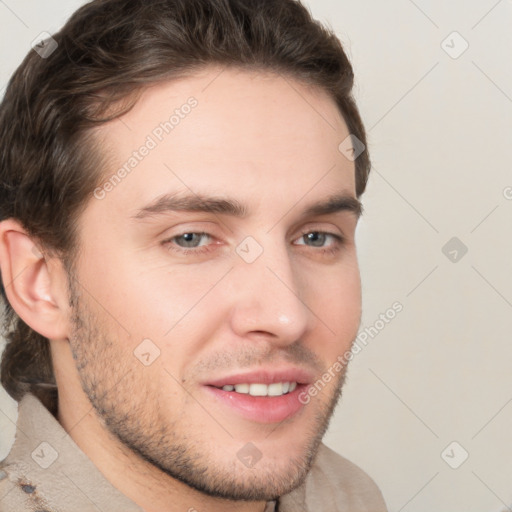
[0,219,70,340]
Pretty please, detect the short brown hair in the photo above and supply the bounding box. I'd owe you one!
[0,0,370,414]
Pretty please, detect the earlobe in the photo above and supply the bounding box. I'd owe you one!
[0,219,70,340]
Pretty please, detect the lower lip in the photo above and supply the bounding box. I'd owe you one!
[203,384,309,424]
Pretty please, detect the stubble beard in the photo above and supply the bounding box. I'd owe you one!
[66,277,348,502]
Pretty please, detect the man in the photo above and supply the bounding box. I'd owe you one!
[0,0,387,510]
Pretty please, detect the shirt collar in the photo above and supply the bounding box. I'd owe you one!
[5,394,286,511]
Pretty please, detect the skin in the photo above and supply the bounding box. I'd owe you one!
[0,66,362,512]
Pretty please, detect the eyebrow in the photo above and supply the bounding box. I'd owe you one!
[132,192,362,221]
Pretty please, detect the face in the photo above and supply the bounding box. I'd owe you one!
[67,66,362,501]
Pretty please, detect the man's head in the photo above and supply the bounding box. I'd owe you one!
[0,0,369,503]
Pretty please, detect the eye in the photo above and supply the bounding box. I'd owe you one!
[297,231,342,247]
[294,231,344,254]
[162,232,215,255]
[296,232,332,247]
[172,232,211,248]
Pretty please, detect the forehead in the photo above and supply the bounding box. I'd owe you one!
[90,66,356,218]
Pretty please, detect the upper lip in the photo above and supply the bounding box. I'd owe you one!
[204,367,315,388]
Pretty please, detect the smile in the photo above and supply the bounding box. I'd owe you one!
[216,382,298,397]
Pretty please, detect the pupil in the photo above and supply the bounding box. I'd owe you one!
[178,233,200,247]
[307,232,324,246]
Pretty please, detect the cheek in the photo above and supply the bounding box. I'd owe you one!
[76,235,234,378]
[78,251,193,336]
[84,261,225,375]
[308,260,361,357]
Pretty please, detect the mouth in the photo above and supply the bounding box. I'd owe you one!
[214,381,298,397]
[202,368,313,424]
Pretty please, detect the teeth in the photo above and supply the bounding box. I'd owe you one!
[249,383,268,396]
[267,383,283,396]
[221,382,298,397]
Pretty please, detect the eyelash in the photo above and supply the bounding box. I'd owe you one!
[162,230,345,256]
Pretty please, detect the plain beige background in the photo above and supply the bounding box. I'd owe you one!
[1,1,512,511]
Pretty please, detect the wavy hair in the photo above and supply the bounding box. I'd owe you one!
[0,0,371,415]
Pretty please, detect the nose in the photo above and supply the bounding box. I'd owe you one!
[228,240,317,347]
